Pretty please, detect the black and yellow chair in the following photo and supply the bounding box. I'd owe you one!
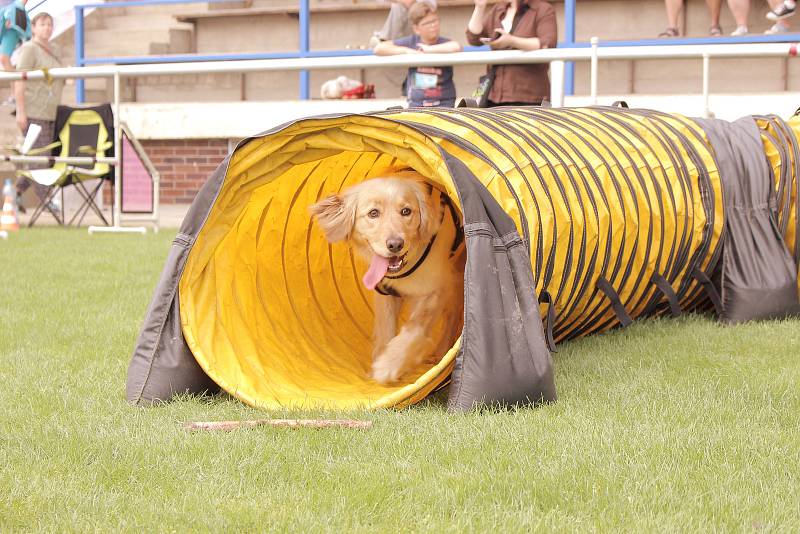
[20,104,114,227]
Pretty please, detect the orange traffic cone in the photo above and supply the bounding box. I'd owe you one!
[1,178,20,232]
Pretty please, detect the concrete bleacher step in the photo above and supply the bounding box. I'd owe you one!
[84,29,178,57]
[55,7,194,63]
[116,3,202,15]
[149,29,193,55]
[96,14,193,32]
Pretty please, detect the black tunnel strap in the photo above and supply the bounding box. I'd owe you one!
[441,193,464,255]
[650,272,682,317]
[596,277,633,327]
[691,268,723,317]
[538,290,557,353]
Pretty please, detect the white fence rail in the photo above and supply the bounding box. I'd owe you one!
[1,40,797,232]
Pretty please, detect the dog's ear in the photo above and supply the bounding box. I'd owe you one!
[309,193,356,243]
[413,181,442,243]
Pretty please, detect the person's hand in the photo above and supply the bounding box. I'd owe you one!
[406,46,423,54]
[489,28,515,49]
[417,43,433,53]
[16,112,28,133]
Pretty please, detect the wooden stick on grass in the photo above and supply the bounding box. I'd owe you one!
[182,419,373,432]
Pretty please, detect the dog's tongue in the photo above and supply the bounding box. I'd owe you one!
[363,255,389,290]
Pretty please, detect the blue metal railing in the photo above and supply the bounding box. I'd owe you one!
[564,0,575,96]
[299,0,310,100]
[73,0,800,103]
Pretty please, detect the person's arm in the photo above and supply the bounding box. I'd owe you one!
[488,5,557,51]
[417,40,462,53]
[0,28,18,70]
[14,77,26,131]
[14,44,34,132]
[374,40,420,55]
[534,7,557,49]
[466,0,490,45]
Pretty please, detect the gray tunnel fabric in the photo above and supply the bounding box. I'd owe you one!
[442,152,556,411]
[697,117,800,323]
[125,159,230,405]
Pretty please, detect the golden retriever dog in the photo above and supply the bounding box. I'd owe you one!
[309,172,464,384]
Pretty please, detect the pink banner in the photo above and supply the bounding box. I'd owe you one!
[121,133,153,213]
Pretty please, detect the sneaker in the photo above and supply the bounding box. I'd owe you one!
[767,1,796,21]
[765,21,791,33]
[730,25,749,36]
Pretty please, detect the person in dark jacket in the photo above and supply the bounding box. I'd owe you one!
[465,0,557,106]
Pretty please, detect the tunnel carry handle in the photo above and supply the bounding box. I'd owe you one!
[691,268,724,317]
[650,273,682,317]
[596,277,633,327]
[538,290,557,353]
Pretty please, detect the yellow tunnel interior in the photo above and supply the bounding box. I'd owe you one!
[179,117,464,410]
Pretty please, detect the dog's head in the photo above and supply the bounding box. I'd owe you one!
[309,173,443,287]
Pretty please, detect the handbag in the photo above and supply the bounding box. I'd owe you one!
[472,66,496,108]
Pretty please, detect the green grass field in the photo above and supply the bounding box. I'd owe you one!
[2,228,799,532]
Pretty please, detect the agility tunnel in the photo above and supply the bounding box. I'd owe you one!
[126,106,800,411]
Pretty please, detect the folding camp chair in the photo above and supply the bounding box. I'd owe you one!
[19,104,114,227]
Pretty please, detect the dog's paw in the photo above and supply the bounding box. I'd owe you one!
[370,358,403,385]
[371,344,387,362]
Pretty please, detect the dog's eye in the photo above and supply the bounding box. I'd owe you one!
[367,208,380,219]
[400,207,412,217]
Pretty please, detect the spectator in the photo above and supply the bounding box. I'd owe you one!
[371,0,438,98]
[374,2,460,108]
[0,0,30,71]
[14,11,63,211]
[659,0,723,37]
[371,0,437,46]
[766,0,794,32]
[727,0,750,35]
[466,0,557,107]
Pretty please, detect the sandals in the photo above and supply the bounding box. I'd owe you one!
[658,27,679,38]
[660,26,723,38]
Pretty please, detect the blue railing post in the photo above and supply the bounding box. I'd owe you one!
[299,0,310,99]
[74,6,85,103]
[564,0,575,96]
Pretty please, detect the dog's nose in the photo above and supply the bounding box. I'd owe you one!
[386,237,404,253]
